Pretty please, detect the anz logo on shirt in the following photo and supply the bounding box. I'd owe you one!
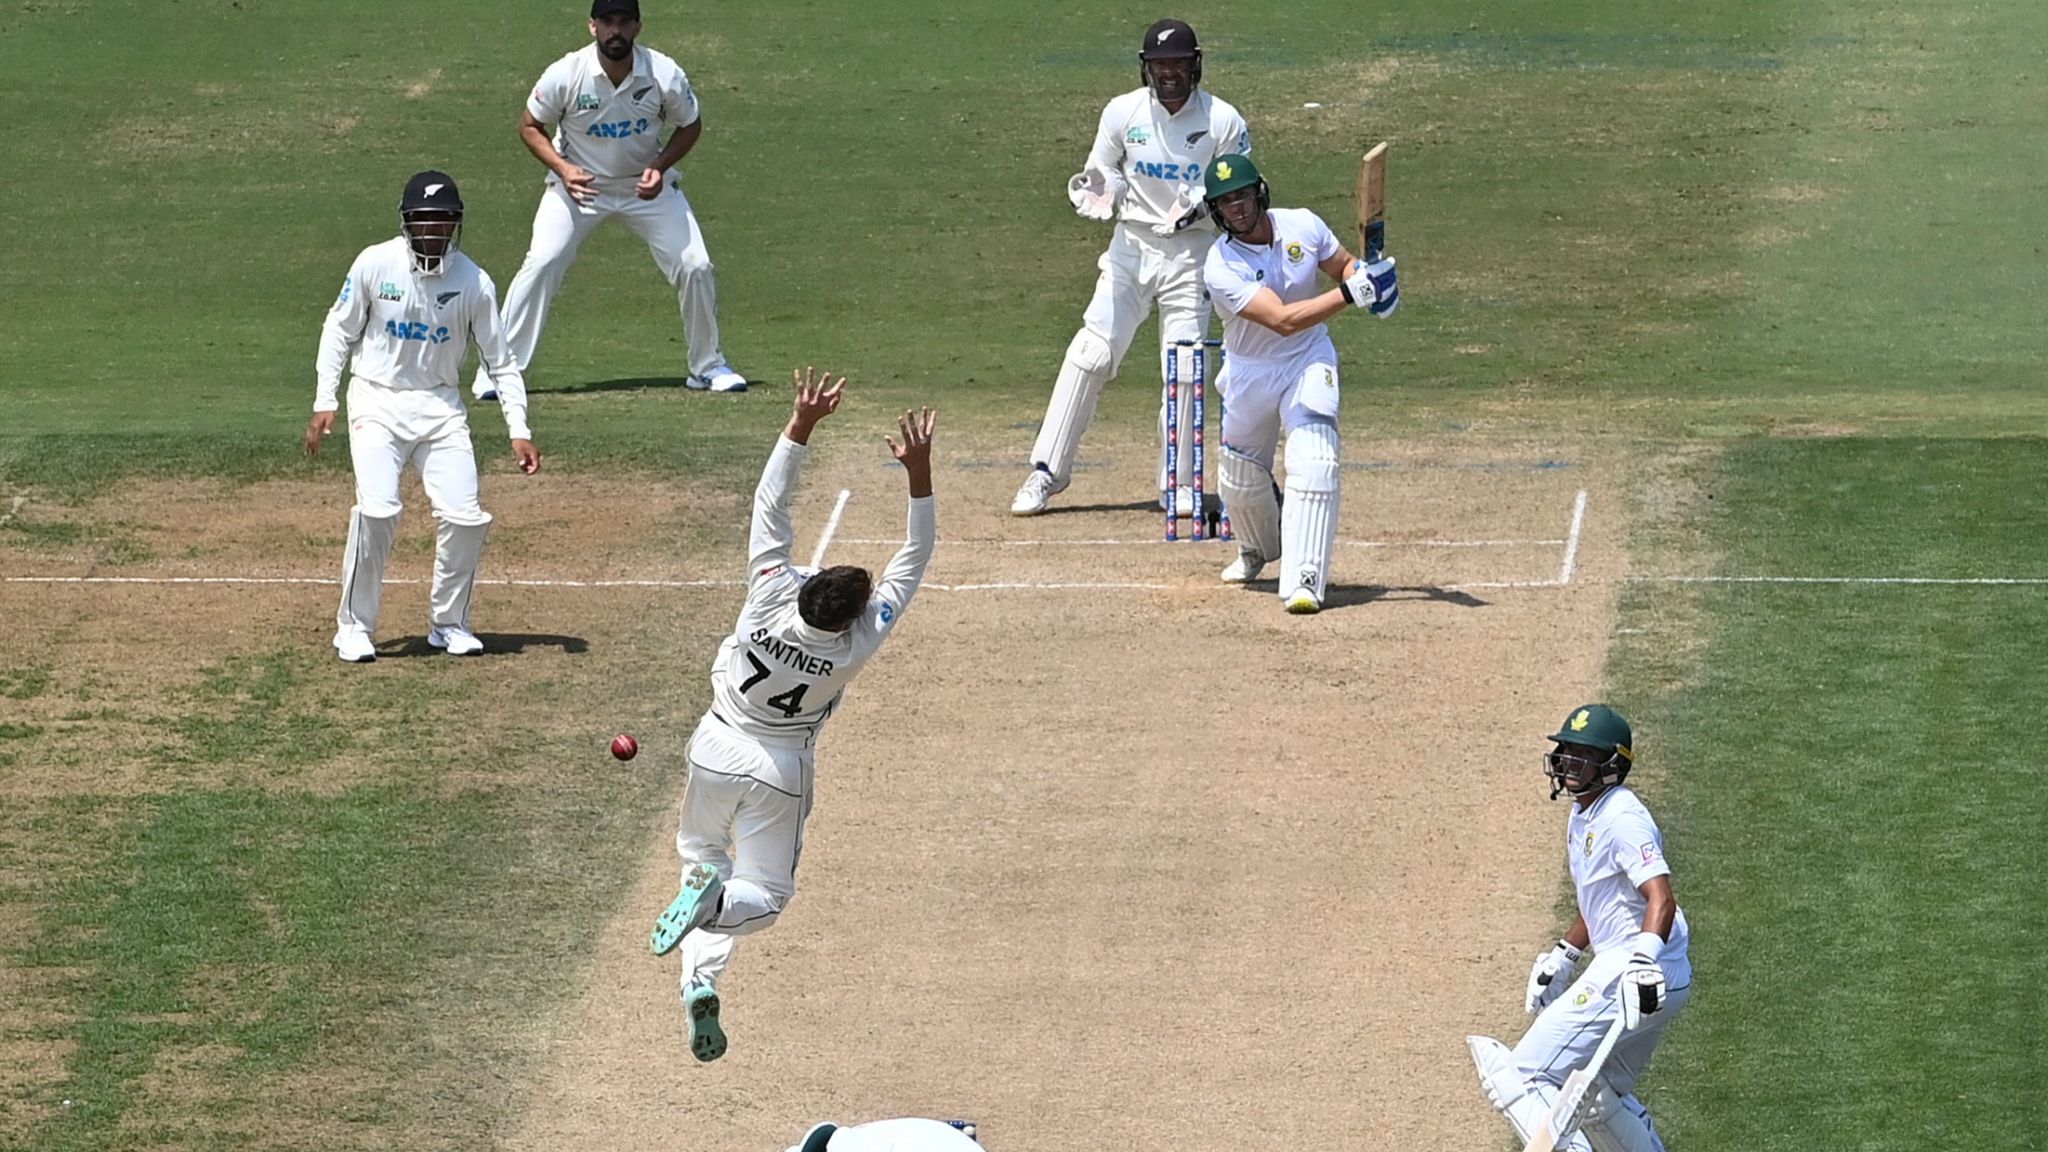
[587,118,652,138]
[1133,161,1201,181]
[386,320,453,345]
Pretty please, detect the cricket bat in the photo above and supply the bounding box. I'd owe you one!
[1356,141,1388,261]
[1520,1008,1628,1152]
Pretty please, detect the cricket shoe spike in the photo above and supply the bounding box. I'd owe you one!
[427,625,485,656]
[1221,548,1267,584]
[651,863,725,955]
[1010,466,1069,516]
[685,985,727,1062]
[334,626,377,663]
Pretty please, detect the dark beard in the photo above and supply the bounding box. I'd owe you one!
[600,36,633,61]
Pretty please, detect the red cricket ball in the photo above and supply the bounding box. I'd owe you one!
[611,734,639,761]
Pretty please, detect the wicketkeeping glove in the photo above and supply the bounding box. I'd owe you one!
[1151,182,1207,236]
[1067,168,1122,221]
[1524,939,1584,1015]
[1340,256,1399,317]
[1620,942,1668,1031]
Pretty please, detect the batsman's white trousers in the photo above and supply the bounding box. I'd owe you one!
[1216,334,1342,455]
[1030,223,1217,486]
[336,381,491,632]
[1514,950,1692,1139]
[673,711,815,995]
[487,173,725,383]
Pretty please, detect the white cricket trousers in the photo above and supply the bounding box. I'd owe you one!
[1514,950,1693,1148]
[1216,336,1342,458]
[335,381,492,634]
[673,711,815,996]
[1029,223,1217,486]
[485,174,725,384]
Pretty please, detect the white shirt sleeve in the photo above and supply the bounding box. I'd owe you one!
[869,495,936,622]
[1085,98,1125,176]
[663,66,701,129]
[1310,213,1342,263]
[526,59,570,125]
[1203,245,1260,319]
[747,436,806,581]
[1614,810,1672,887]
[1222,104,1252,157]
[314,256,371,411]
[469,272,530,440]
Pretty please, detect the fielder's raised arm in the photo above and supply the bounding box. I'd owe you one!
[875,404,938,617]
[747,368,847,579]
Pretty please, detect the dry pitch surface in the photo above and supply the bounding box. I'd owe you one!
[0,432,1617,1151]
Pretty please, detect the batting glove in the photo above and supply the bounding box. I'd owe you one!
[1340,256,1399,317]
[1620,934,1668,1031]
[1524,939,1584,1015]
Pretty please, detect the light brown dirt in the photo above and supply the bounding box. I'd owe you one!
[501,438,1619,1152]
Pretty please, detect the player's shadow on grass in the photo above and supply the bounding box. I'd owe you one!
[379,633,590,657]
[1238,582,1489,611]
[544,377,684,395]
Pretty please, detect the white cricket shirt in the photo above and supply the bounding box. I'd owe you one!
[527,43,700,180]
[1087,87,1250,231]
[314,238,529,440]
[1567,786,1692,985]
[1205,207,1342,363]
[706,437,935,758]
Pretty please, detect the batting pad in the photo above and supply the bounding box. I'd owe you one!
[1280,420,1341,601]
[1031,328,1113,479]
[1468,1036,1592,1151]
[1218,444,1280,560]
[430,519,490,629]
[337,507,399,632]
[1581,1086,1664,1152]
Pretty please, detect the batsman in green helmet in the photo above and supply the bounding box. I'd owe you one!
[1197,154,1398,613]
[1468,704,1695,1152]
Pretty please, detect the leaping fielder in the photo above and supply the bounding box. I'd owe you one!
[475,0,748,399]
[1010,18,1250,518]
[1469,705,1693,1152]
[306,171,540,663]
[786,1119,982,1152]
[649,369,937,1063]
[1198,155,1397,614]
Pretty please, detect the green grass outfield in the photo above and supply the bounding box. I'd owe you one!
[4,0,2047,1148]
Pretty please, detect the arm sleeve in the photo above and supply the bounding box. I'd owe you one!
[664,67,701,129]
[1615,813,1672,887]
[871,494,937,620]
[526,62,569,125]
[470,273,530,440]
[747,436,807,580]
[314,258,371,411]
[1203,247,1259,318]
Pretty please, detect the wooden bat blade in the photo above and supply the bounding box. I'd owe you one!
[1356,141,1388,259]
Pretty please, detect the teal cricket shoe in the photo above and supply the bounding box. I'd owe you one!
[685,985,727,1062]
[650,863,724,956]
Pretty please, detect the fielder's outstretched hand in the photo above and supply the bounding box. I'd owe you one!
[785,366,846,445]
[886,406,937,499]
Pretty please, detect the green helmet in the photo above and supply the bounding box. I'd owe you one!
[1203,154,1269,238]
[1544,703,1635,799]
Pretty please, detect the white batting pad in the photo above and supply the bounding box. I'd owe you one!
[430,519,490,630]
[1029,328,1114,480]
[336,507,399,633]
[1279,420,1341,602]
[1581,1085,1666,1152]
[1218,444,1280,561]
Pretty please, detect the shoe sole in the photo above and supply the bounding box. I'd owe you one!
[651,863,723,955]
[1284,596,1322,615]
[687,989,727,1062]
[335,650,376,663]
[685,378,749,393]
[427,633,485,656]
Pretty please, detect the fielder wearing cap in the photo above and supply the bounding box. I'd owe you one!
[786,1118,981,1152]
[1468,704,1694,1152]
[305,171,540,664]
[1196,154,1397,613]
[1010,18,1252,519]
[474,0,749,399]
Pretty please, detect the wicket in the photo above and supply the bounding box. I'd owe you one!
[1165,338,1231,542]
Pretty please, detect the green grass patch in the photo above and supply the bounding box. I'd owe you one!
[1611,438,2048,1150]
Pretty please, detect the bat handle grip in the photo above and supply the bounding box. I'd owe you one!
[1364,220,1385,262]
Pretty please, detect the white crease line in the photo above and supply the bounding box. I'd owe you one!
[837,537,1566,549]
[1558,490,1588,586]
[2,575,745,589]
[1640,576,2048,586]
[926,580,1170,592]
[810,489,851,569]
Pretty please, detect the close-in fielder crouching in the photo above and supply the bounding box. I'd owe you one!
[306,171,540,662]
[1198,154,1397,613]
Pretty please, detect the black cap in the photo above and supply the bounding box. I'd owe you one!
[400,170,464,214]
[591,0,639,17]
[1139,18,1199,59]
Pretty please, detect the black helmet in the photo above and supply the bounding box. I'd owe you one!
[1138,19,1203,101]
[398,170,464,276]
